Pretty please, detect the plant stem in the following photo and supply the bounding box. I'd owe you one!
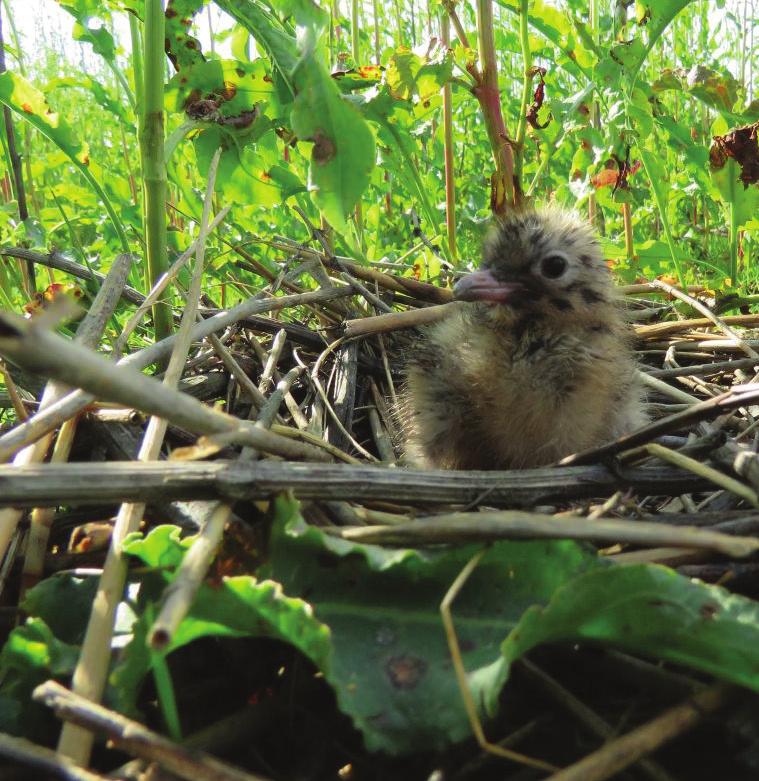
[474,0,516,213]
[141,0,172,345]
[0,8,33,293]
[441,12,457,260]
[351,0,364,248]
[588,0,599,226]
[622,201,634,260]
[514,0,531,188]
[372,0,381,64]
[729,201,739,284]
[639,147,686,289]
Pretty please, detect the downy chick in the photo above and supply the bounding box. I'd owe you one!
[402,207,646,470]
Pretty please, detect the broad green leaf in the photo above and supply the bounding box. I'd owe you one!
[264,498,597,753]
[47,76,128,123]
[631,1,697,76]
[494,564,759,712]
[652,66,756,120]
[289,52,374,230]
[194,124,305,206]
[165,58,279,118]
[709,121,759,228]
[497,0,594,79]
[21,575,98,645]
[58,1,117,62]
[163,0,206,70]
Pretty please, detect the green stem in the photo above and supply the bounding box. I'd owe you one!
[129,13,145,112]
[351,0,360,66]
[729,201,739,284]
[152,650,182,741]
[513,0,531,187]
[526,128,566,197]
[140,0,172,344]
[474,0,517,213]
[441,12,457,260]
[588,0,599,226]
[639,147,686,290]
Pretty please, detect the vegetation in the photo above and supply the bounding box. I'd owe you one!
[0,0,758,778]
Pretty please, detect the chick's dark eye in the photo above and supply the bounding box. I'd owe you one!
[540,254,568,279]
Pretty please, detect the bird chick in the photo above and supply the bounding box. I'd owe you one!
[402,207,646,470]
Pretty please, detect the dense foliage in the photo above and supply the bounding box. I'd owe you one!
[1,0,759,777]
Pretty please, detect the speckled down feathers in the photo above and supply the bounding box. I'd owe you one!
[401,207,647,469]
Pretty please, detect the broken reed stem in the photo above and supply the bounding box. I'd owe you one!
[0,254,133,568]
[520,659,674,781]
[644,442,759,508]
[150,501,230,649]
[58,151,224,765]
[0,460,709,508]
[440,549,557,772]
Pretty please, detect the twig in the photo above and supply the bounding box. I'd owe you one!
[0,312,329,463]
[0,254,133,569]
[650,278,759,359]
[560,384,759,466]
[149,501,230,649]
[301,341,379,461]
[344,303,454,338]
[440,549,557,771]
[545,684,735,781]
[520,659,676,781]
[644,442,759,507]
[638,372,702,405]
[35,681,273,781]
[0,461,709,509]
[0,286,352,461]
[333,509,759,558]
[636,312,759,342]
[0,247,145,305]
[0,732,107,781]
[115,206,230,357]
[0,360,28,419]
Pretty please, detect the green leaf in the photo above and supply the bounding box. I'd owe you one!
[264,498,597,753]
[215,0,299,100]
[497,565,759,703]
[0,71,129,251]
[21,575,98,646]
[163,0,206,70]
[113,524,332,714]
[631,1,696,75]
[289,49,374,230]
[0,618,80,737]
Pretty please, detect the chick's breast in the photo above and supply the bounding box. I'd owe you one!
[401,208,646,470]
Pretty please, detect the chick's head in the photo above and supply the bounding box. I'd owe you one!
[453,208,614,322]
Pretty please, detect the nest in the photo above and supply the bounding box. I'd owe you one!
[1,243,759,780]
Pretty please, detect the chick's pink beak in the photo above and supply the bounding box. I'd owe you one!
[452,269,523,304]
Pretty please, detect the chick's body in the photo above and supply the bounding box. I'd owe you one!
[402,207,646,470]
